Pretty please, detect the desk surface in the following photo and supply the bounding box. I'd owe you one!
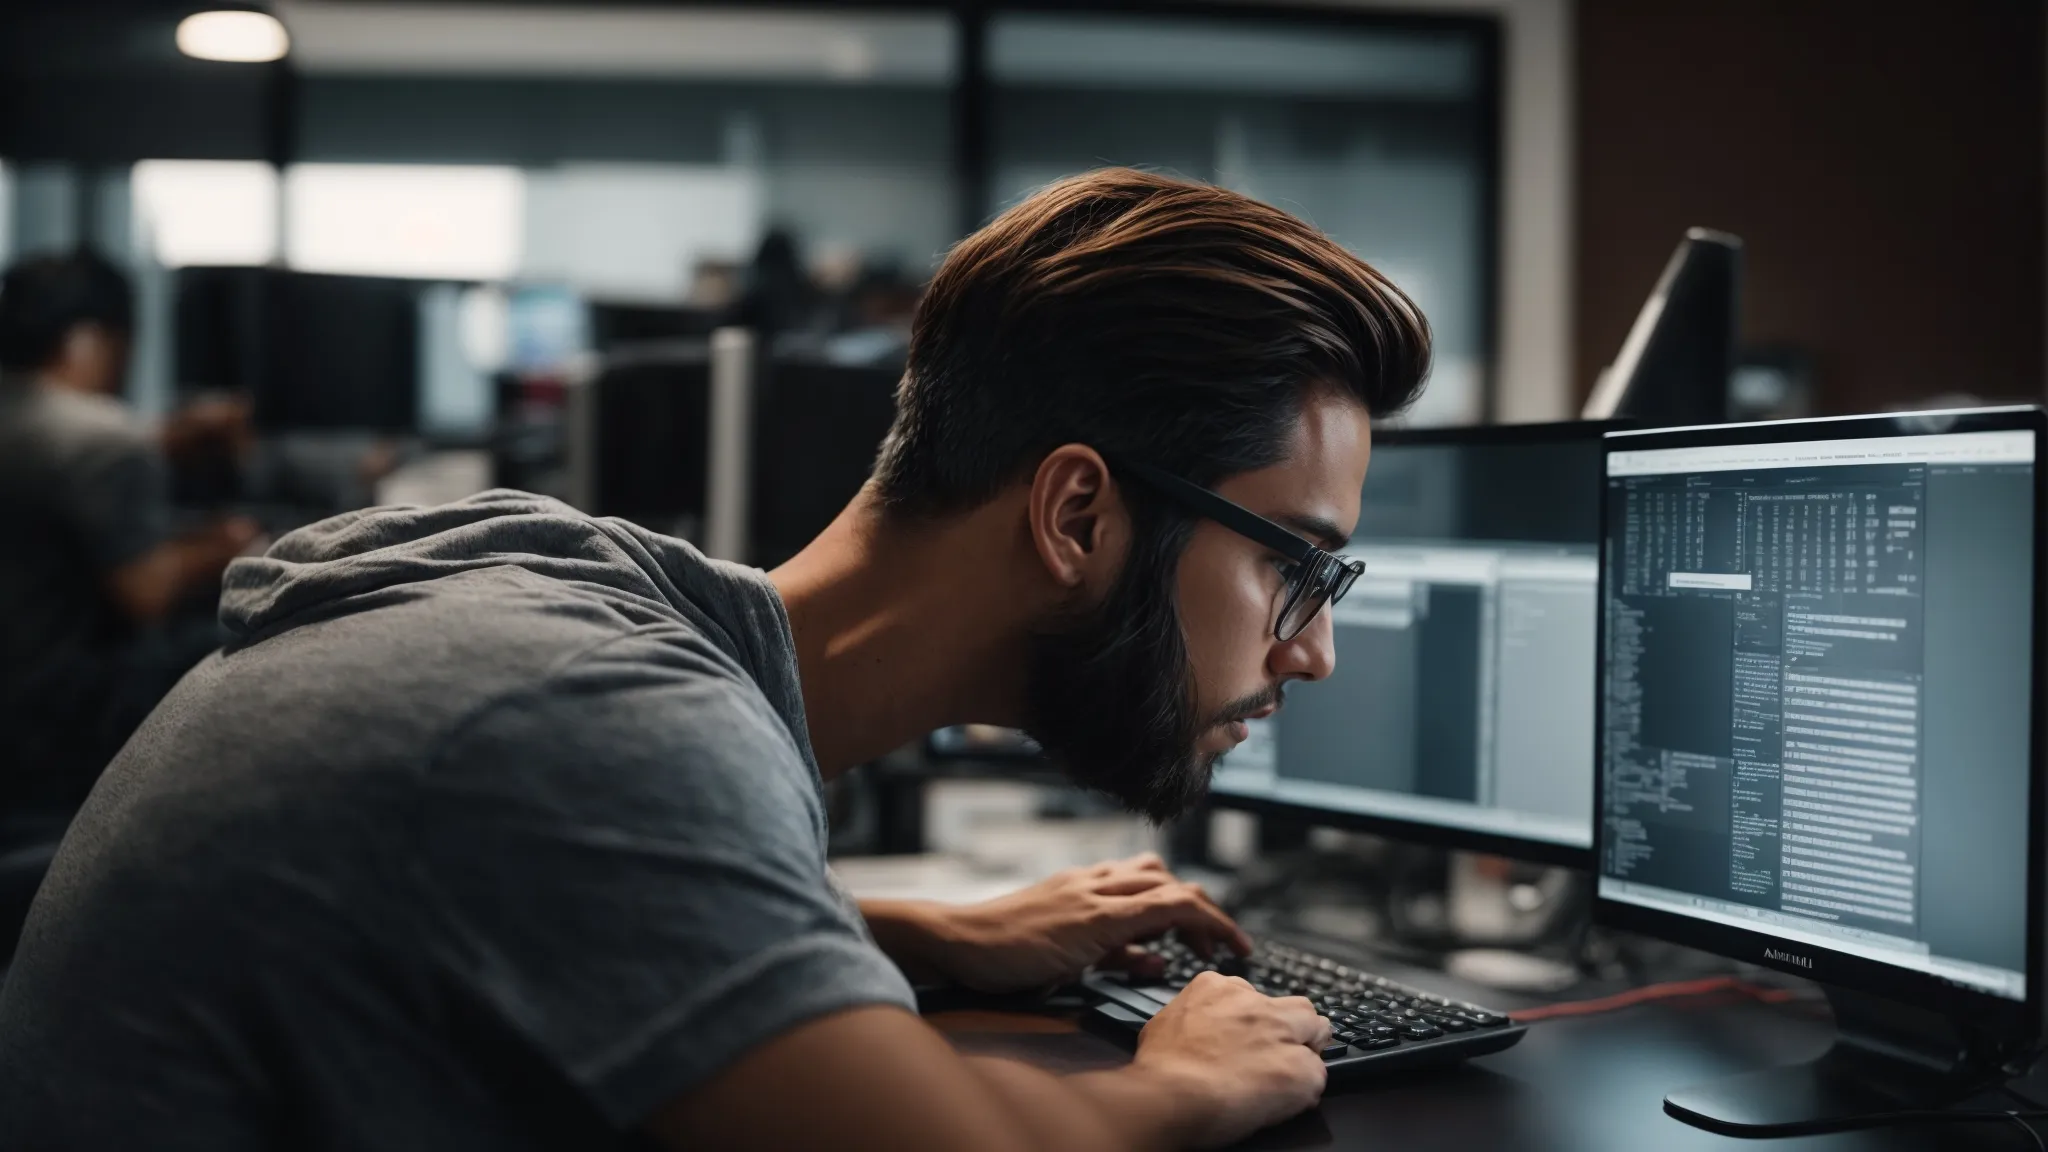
[933,961,2044,1152]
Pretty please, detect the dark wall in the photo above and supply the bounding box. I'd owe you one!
[296,78,951,166]
[1576,0,2045,413]
[0,2,276,162]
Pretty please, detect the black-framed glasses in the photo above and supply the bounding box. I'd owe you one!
[1117,460,1365,642]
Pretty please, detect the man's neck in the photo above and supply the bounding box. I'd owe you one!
[769,489,1041,779]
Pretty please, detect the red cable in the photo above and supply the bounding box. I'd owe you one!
[1510,975,1806,1023]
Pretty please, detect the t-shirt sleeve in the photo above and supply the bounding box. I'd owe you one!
[63,428,169,572]
[410,629,916,1130]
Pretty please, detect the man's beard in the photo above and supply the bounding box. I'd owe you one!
[1021,522,1281,824]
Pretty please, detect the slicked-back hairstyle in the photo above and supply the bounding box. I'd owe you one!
[871,167,1432,515]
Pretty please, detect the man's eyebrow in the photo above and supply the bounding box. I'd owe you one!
[1278,514,1350,552]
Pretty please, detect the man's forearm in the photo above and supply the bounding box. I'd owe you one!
[860,898,955,984]
[963,1055,1209,1152]
[647,1005,1220,1152]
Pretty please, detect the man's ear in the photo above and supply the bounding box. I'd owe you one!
[1027,444,1129,592]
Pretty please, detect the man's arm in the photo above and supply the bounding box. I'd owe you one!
[861,853,1252,992]
[58,411,260,624]
[649,973,1330,1152]
[649,1007,1200,1152]
[104,518,260,623]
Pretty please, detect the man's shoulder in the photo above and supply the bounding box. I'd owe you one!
[451,613,813,788]
[0,386,152,485]
[26,386,149,449]
[222,558,799,772]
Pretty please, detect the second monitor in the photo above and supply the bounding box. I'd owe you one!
[1211,421,1611,866]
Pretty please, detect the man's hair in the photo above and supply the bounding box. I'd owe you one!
[872,168,1432,514]
[0,250,136,373]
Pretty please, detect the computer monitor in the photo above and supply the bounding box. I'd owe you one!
[1209,422,1613,868]
[1581,228,1742,428]
[175,267,420,432]
[748,357,900,569]
[565,343,713,542]
[1593,407,2045,1135]
[589,300,723,351]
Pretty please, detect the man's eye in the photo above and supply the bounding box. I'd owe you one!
[1271,557,1298,580]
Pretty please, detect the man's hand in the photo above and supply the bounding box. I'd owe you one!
[105,516,267,623]
[1130,971,1332,1147]
[863,853,1252,993]
[159,395,253,467]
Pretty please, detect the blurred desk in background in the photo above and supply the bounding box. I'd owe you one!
[373,449,494,509]
[832,816,1175,909]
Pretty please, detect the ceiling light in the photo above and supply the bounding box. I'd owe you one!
[176,10,290,64]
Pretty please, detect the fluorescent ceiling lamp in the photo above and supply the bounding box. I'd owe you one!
[989,14,1474,99]
[271,2,953,81]
[286,164,522,281]
[132,160,279,267]
[176,10,291,63]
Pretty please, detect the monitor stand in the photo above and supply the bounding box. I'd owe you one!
[1664,986,2021,1137]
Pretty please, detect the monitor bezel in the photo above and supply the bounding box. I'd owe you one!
[1206,418,1623,871]
[1591,405,2047,1033]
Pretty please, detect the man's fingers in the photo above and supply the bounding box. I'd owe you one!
[1093,870,1174,897]
[1089,852,1167,882]
[1134,877,1248,955]
[1095,944,1166,976]
[1272,996,1331,1047]
[1115,883,1251,954]
[1148,882,1253,957]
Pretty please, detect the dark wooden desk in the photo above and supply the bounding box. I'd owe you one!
[931,963,2044,1152]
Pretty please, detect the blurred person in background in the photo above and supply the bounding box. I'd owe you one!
[729,226,824,338]
[0,251,258,824]
[0,171,1429,1150]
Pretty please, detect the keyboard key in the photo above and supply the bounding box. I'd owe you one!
[1131,986,1178,1008]
[1360,1036,1401,1050]
[1399,1023,1444,1040]
[1320,1043,1353,1060]
[1427,1016,1473,1032]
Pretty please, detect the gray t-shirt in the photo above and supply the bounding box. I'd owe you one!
[0,378,169,807]
[0,490,916,1148]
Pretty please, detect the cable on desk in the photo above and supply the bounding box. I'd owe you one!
[1786,1109,2048,1145]
[2005,1085,2048,1112]
[1508,975,1810,1023]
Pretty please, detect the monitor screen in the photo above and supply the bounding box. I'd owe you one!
[1210,426,1605,856]
[1597,424,2036,1001]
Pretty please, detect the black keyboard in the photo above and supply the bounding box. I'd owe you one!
[1082,937,1526,1083]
